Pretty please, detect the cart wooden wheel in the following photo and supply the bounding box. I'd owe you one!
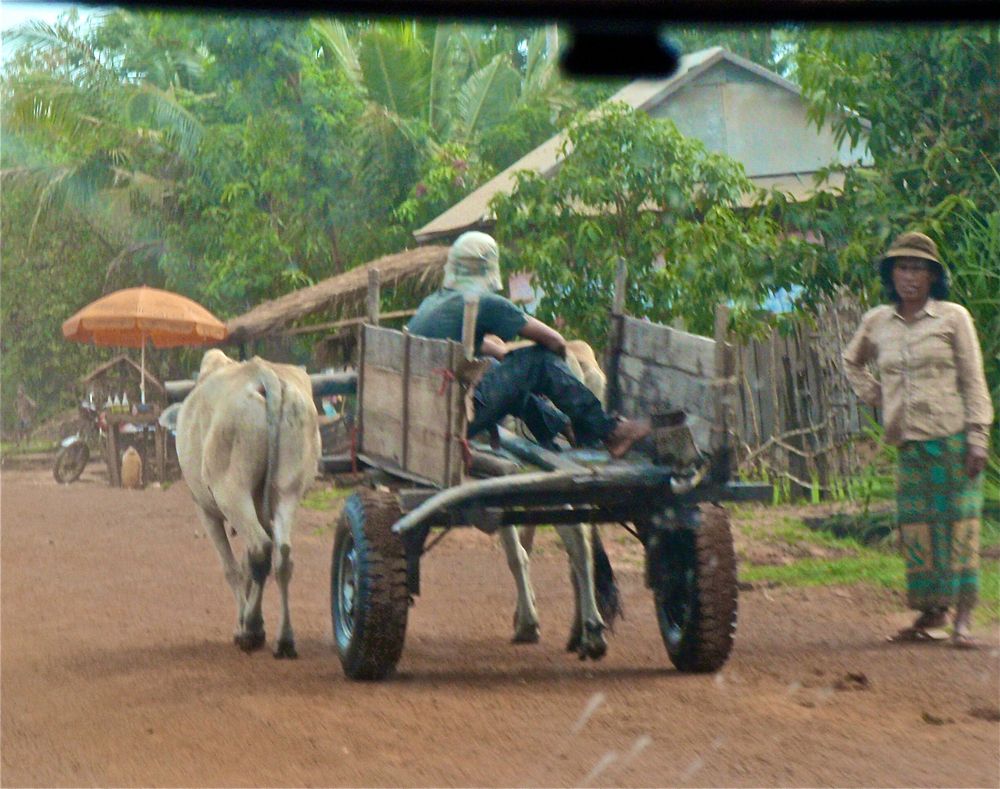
[649,503,737,673]
[330,489,409,680]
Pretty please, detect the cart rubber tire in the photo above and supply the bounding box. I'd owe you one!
[331,489,409,680]
[652,503,737,673]
[53,442,90,484]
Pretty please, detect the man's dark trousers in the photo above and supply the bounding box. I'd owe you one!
[468,346,616,447]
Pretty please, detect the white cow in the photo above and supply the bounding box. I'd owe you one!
[167,349,321,658]
[494,338,622,658]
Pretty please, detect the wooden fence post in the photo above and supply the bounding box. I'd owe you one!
[605,257,628,414]
[357,268,381,457]
[711,304,735,482]
[401,330,411,468]
[367,268,381,326]
[612,257,627,316]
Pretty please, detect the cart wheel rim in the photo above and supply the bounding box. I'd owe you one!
[335,534,359,645]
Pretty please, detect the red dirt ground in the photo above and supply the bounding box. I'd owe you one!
[2,465,998,788]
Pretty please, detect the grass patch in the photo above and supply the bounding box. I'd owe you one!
[742,551,902,589]
[736,512,867,555]
[983,516,1000,550]
[800,508,896,549]
[738,510,1000,626]
[0,439,55,455]
[770,517,865,551]
[301,485,353,511]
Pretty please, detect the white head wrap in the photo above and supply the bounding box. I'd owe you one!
[443,231,502,293]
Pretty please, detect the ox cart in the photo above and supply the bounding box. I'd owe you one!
[329,269,770,681]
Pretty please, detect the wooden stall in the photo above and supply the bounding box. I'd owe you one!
[79,355,171,487]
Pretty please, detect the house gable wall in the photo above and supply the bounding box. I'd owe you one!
[647,62,870,178]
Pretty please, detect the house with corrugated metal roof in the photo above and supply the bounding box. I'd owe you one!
[413,46,870,244]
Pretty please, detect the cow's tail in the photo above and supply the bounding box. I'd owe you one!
[257,365,284,532]
[591,524,623,629]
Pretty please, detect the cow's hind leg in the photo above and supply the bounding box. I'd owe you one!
[499,527,540,643]
[198,507,247,638]
[270,494,299,659]
[216,491,273,652]
[555,523,607,661]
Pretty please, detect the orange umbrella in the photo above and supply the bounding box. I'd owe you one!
[63,286,228,403]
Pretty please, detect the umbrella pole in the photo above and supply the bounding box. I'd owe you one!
[140,335,146,405]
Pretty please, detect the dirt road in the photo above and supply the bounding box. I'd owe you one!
[2,466,998,787]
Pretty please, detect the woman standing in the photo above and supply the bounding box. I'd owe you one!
[843,231,994,649]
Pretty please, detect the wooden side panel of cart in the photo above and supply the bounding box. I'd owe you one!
[357,325,466,488]
[607,303,737,476]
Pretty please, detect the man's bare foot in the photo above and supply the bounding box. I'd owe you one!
[604,418,652,459]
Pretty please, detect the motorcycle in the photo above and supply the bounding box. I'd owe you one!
[53,399,105,484]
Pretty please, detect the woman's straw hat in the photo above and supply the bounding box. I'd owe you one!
[878,231,949,297]
[881,231,944,266]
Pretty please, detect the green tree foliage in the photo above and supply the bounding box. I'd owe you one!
[1,184,127,424]
[2,11,206,241]
[157,16,370,312]
[310,21,582,243]
[1,12,593,429]
[490,104,794,345]
[1,10,204,429]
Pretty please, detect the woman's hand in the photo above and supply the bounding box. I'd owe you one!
[965,445,987,479]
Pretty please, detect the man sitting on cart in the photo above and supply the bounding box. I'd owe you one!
[407,231,650,458]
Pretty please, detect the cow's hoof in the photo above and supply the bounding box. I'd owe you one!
[579,621,608,662]
[273,639,298,659]
[566,625,582,654]
[234,631,266,652]
[512,624,540,644]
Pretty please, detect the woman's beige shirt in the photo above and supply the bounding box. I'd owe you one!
[842,299,993,448]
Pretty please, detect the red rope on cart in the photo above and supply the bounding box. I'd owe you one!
[432,367,456,395]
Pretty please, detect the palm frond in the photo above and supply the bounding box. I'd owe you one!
[128,82,204,159]
[523,27,557,94]
[3,19,107,78]
[4,73,99,137]
[427,23,458,136]
[455,54,519,141]
[357,25,429,119]
[311,19,363,90]
[2,164,84,249]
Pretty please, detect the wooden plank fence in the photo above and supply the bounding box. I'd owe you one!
[609,289,870,495]
[731,290,871,495]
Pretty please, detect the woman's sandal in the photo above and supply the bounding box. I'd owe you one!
[950,633,983,650]
[887,626,949,643]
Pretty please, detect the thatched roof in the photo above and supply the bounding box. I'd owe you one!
[225,245,449,344]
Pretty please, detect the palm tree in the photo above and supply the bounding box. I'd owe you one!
[310,20,572,168]
[1,10,206,253]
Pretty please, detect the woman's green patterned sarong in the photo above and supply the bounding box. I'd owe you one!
[897,433,982,612]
